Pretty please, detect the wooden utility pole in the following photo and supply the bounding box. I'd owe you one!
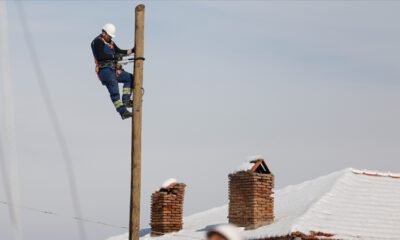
[129,4,145,240]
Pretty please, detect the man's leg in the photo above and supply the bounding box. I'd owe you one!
[99,68,130,117]
[117,70,133,106]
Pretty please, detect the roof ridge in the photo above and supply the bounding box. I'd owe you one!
[351,168,400,179]
[289,168,351,234]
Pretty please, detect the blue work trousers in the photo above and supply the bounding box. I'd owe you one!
[99,67,133,113]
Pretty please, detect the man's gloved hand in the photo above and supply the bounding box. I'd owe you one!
[127,46,135,55]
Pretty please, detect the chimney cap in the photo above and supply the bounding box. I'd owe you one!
[234,156,271,174]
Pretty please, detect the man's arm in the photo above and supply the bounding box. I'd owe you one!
[91,38,116,61]
[114,43,135,55]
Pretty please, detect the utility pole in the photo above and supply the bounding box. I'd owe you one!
[129,4,145,240]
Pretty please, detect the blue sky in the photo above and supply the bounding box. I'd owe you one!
[1,1,400,240]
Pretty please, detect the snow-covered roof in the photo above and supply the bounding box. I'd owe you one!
[108,168,400,240]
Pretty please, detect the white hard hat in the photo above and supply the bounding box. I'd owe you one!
[102,23,116,38]
[207,224,242,240]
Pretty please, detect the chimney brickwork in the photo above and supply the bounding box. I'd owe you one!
[150,183,186,236]
[228,167,274,229]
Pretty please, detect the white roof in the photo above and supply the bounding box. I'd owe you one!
[108,168,400,240]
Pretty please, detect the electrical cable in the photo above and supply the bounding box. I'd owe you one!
[0,1,22,240]
[14,2,87,240]
[0,200,206,240]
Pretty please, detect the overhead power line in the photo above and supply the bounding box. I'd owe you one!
[14,2,87,240]
[0,200,205,240]
[0,142,22,240]
[0,1,22,240]
[0,200,127,230]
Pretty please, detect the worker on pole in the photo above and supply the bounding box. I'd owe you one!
[91,23,135,119]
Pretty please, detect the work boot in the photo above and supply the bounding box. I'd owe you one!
[123,100,133,108]
[120,109,132,120]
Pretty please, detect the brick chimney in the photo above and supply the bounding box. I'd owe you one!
[150,179,186,236]
[228,157,274,229]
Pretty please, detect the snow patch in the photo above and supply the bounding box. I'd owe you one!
[235,161,255,172]
[246,155,263,162]
[234,155,264,173]
[161,178,177,189]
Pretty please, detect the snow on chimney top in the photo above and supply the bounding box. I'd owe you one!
[160,178,177,190]
[235,156,271,174]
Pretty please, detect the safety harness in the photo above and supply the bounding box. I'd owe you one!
[94,36,123,80]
